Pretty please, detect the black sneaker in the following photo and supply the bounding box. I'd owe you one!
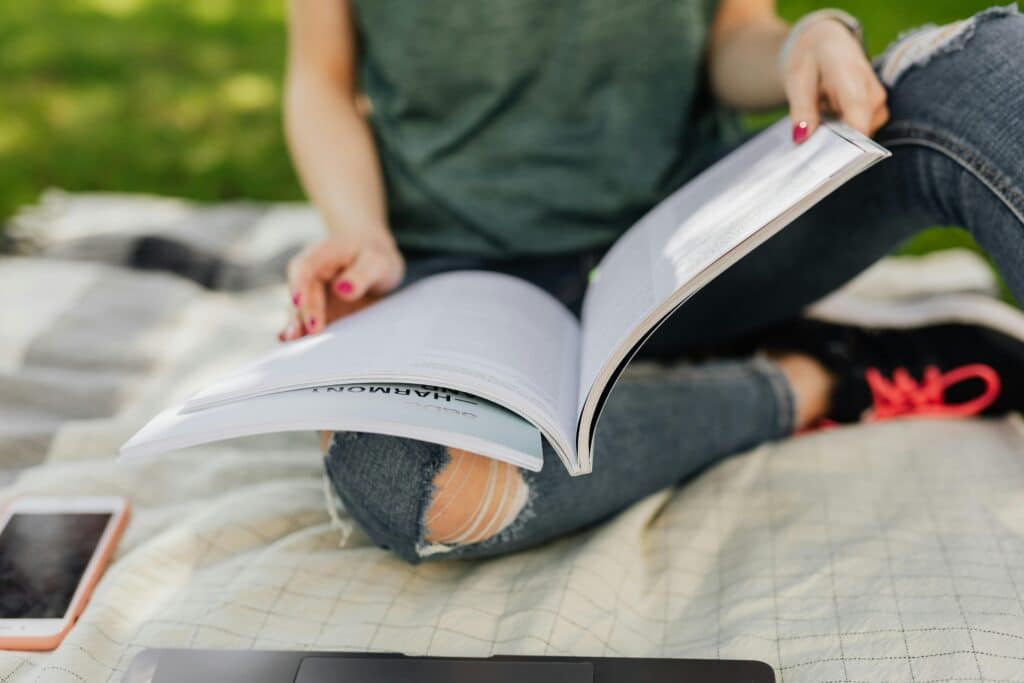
[763,293,1024,423]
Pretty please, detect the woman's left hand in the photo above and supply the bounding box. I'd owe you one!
[781,18,889,143]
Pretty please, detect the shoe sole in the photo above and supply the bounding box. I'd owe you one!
[807,292,1024,345]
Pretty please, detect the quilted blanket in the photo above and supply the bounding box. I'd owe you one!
[1,191,1022,682]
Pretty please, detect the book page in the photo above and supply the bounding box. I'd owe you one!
[576,121,888,462]
[122,382,546,472]
[183,271,581,468]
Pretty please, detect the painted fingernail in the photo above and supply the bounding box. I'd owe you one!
[307,317,317,331]
[291,292,302,307]
[278,331,285,342]
[335,280,353,295]
[793,121,809,144]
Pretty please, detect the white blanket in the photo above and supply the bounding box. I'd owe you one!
[1,193,1022,682]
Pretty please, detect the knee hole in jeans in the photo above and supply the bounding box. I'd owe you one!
[424,448,529,545]
[877,6,1019,88]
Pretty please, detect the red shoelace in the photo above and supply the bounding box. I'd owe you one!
[865,363,1002,420]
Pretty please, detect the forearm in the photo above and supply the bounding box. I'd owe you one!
[708,14,789,110]
[284,70,394,246]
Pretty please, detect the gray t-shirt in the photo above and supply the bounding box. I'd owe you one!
[352,0,740,257]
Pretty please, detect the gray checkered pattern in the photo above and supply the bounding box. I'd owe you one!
[0,192,1021,681]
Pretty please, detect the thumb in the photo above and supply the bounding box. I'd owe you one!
[784,57,821,144]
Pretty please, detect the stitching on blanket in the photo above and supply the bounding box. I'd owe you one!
[321,471,355,546]
[780,648,1024,669]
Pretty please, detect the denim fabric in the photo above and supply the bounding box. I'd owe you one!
[326,7,1024,563]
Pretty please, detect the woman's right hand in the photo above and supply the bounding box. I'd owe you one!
[280,231,405,341]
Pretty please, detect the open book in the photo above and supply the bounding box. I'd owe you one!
[122,120,889,475]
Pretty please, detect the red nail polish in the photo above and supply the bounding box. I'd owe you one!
[292,292,301,307]
[335,280,353,295]
[792,121,809,144]
[308,317,317,330]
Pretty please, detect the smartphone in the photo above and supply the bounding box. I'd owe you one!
[0,496,130,651]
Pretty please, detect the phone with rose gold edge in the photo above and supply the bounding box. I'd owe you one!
[0,496,130,651]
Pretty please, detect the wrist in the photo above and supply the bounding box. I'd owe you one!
[328,216,397,248]
[363,227,403,261]
[778,8,864,70]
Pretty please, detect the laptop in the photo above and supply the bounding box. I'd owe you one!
[123,649,775,682]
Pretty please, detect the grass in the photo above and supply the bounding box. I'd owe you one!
[0,0,1004,262]
[0,0,299,224]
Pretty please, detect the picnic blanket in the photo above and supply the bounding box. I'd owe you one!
[2,190,1023,682]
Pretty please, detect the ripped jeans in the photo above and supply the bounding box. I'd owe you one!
[325,7,1024,564]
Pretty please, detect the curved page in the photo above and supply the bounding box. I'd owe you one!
[576,121,889,471]
[122,383,545,472]
[183,271,581,470]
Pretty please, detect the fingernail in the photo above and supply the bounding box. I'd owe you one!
[307,317,317,331]
[335,280,353,295]
[291,292,301,307]
[277,331,285,342]
[792,121,809,144]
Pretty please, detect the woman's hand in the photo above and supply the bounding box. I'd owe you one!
[280,231,405,341]
[283,1,401,341]
[781,19,889,143]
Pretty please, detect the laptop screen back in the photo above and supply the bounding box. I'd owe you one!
[295,657,593,683]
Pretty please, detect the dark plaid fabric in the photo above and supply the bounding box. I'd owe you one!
[7,190,321,290]
[1,191,328,478]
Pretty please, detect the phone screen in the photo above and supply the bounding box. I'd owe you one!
[0,512,113,619]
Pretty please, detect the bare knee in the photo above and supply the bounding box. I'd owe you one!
[319,430,333,453]
[424,448,528,545]
[324,432,528,560]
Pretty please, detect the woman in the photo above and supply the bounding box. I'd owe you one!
[281,1,1024,563]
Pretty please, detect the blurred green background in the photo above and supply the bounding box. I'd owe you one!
[0,0,1001,257]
